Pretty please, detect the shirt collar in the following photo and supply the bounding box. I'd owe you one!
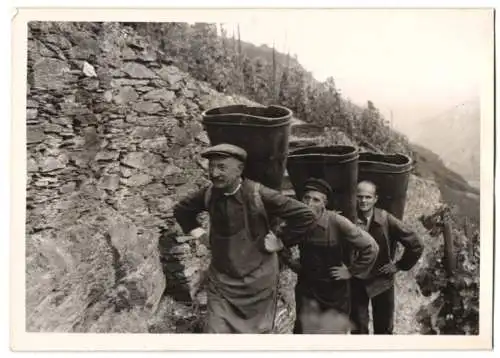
[316,210,329,229]
[223,178,242,196]
[358,208,384,227]
[371,208,386,225]
[357,211,372,227]
[212,178,244,203]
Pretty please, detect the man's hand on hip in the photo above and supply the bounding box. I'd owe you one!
[378,262,398,275]
[329,264,352,280]
[264,231,284,253]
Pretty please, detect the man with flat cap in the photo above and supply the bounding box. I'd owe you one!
[282,178,379,334]
[173,143,317,333]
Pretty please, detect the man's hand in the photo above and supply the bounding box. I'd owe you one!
[264,231,284,253]
[378,262,398,275]
[329,264,352,280]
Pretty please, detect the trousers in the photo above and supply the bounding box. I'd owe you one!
[350,278,394,334]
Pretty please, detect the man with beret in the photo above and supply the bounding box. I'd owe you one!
[173,143,317,333]
[283,178,379,334]
[350,180,424,335]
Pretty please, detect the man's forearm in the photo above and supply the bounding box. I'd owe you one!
[343,227,379,279]
[260,186,317,245]
[395,232,424,270]
[173,188,206,234]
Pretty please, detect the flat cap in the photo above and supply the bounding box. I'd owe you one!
[201,143,247,162]
[304,177,332,198]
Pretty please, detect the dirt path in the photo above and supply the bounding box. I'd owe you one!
[393,271,432,334]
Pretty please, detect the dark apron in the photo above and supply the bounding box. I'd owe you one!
[294,236,351,334]
[205,195,279,333]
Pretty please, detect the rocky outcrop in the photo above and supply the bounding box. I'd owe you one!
[26,21,259,333]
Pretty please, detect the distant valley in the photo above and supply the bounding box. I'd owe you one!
[407,98,480,189]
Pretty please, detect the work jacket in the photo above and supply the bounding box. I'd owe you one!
[355,208,424,298]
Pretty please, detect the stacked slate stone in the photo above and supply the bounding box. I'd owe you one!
[26,21,298,333]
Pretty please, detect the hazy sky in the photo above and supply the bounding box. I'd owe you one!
[221,9,492,135]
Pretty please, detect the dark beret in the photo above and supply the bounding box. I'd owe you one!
[201,143,247,162]
[304,178,332,198]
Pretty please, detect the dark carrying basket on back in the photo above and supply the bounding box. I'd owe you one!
[286,145,359,222]
[357,152,413,220]
[201,104,293,191]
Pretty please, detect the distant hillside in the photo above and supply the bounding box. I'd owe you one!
[411,99,480,188]
[128,22,413,157]
[239,41,305,73]
[411,143,480,224]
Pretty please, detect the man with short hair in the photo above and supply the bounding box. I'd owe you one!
[283,178,379,334]
[350,180,424,335]
[173,143,317,333]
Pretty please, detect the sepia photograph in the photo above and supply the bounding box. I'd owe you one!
[9,5,494,352]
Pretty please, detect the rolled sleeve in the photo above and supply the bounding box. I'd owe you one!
[173,187,207,234]
[259,185,317,247]
[388,214,424,271]
[335,214,379,279]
